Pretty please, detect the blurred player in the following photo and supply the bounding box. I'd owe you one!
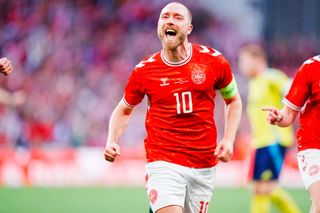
[263,55,320,213]
[104,2,242,213]
[239,44,300,213]
[0,57,13,75]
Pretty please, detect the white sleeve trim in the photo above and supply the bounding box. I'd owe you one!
[122,97,135,109]
[283,98,301,111]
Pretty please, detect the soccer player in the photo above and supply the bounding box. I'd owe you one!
[238,44,301,213]
[104,2,242,213]
[0,57,13,75]
[263,55,320,213]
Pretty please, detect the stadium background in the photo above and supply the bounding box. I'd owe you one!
[0,0,319,212]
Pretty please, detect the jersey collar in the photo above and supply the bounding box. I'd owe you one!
[160,43,192,67]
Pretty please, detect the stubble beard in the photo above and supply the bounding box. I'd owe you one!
[159,32,186,51]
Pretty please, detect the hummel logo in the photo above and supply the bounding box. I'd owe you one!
[160,77,170,86]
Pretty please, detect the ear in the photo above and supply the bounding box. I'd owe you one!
[187,24,193,35]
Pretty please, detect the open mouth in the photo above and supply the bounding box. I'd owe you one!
[165,29,177,38]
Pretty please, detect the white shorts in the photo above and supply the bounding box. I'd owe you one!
[145,161,215,213]
[297,149,320,190]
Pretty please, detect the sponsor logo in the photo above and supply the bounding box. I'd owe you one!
[148,189,158,204]
[174,79,189,84]
[309,165,319,176]
[191,69,206,85]
[160,77,169,86]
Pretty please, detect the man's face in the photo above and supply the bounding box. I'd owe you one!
[238,52,261,78]
[157,3,192,50]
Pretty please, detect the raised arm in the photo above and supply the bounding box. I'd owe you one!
[104,100,134,162]
[215,93,242,162]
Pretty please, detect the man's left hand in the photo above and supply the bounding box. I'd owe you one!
[214,139,234,162]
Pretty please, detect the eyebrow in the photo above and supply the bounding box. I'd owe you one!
[161,12,184,18]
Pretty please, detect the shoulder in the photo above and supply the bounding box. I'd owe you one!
[192,43,228,65]
[134,51,161,71]
[264,68,288,81]
[127,52,160,82]
[291,55,320,82]
[300,55,320,71]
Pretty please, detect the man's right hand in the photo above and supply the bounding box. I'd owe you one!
[0,58,13,75]
[262,106,283,125]
[104,142,121,162]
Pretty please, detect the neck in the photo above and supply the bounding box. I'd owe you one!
[162,40,190,63]
[252,65,267,78]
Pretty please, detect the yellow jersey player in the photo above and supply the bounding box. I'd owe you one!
[238,44,300,213]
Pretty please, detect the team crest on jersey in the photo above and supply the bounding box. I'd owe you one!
[148,189,158,204]
[191,69,206,85]
[309,165,319,176]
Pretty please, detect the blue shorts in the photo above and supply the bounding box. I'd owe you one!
[252,143,287,181]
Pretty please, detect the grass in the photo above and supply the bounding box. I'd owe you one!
[0,187,310,213]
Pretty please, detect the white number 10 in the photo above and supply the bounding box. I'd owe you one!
[173,91,193,114]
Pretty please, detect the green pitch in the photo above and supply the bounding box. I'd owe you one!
[0,187,310,213]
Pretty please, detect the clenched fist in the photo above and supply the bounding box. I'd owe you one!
[0,58,13,75]
[104,142,121,162]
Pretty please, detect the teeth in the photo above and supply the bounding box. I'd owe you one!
[166,29,175,33]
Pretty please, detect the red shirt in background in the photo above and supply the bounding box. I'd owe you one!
[284,55,320,151]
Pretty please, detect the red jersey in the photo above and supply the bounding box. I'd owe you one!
[284,55,320,151]
[123,43,237,168]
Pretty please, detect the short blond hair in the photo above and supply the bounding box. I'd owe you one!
[164,2,192,23]
[239,44,266,61]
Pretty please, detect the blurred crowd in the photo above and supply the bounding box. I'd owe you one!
[0,0,318,148]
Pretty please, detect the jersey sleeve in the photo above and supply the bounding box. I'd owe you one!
[215,56,238,100]
[123,68,145,108]
[283,63,312,111]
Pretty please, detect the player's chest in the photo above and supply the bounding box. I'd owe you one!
[248,80,272,103]
[143,64,218,96]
